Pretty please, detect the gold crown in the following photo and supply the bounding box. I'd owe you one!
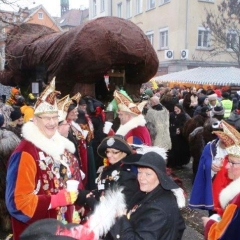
[113,90,147,115]
[71,92,81,104]
[213,120,240,157]
[57,94,72,122]
[34,77,59,115]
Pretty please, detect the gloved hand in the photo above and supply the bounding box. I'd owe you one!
[50,189,78,209]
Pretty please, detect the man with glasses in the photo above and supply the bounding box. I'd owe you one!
[203,120,240,239]
[113,90,152,146]
[5,79,79,240]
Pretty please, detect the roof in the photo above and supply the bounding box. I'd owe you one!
[154,67,240,86]
[58,9,89,28]
[22,5,62,32]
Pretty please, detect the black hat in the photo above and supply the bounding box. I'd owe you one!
[97,135,133,158]
[10,109,23,121]
[122,152,179,190]
[79,98,87,105]
[201,106,210,113]
[20,219,93,240]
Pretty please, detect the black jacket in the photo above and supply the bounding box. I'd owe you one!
[108,185,185,240]
[95,160,139,207]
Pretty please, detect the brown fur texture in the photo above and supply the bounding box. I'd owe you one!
[0,128,20,232]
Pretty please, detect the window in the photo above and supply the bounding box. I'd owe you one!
[146,31,154,45]
[159,0,170,4]
[226,32,238,50]
[38,12,43,19]
[93,0,97,16]
[100,0,105,12]
[198,27,210,48]
[117,2,122,18]
[159,28,168,49]
[126,0,132,18]
[136,0,142,14]
[147,0,155,10]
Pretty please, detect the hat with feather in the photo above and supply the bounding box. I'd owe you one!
[113,90,147,115]
[34,77,60,115]
[213,120,240,158]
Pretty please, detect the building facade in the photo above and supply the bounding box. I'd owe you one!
[88,0,239,76]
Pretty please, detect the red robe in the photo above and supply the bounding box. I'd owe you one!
[5,122,83,240]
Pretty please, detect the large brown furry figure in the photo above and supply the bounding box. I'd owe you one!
[0,128,20,232]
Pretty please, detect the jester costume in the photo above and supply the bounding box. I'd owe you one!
[5,121,83,240]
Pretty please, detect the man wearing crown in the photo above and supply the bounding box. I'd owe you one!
[203,121,240,239]
[113,90,152,145]
[5,78,79,240]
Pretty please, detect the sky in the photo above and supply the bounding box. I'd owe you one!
[0,0,89,17]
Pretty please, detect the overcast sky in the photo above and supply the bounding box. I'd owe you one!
[0,0,89,17]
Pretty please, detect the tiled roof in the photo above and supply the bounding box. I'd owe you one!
[154,67,240,86]
[58,9,89,27]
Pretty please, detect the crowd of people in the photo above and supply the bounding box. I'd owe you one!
[1,79,240,240]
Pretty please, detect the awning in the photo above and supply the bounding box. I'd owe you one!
[154,67,240,86]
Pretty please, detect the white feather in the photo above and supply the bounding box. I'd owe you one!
[171,188,186,208]
[130,144,167,160]
[88,186,126,239]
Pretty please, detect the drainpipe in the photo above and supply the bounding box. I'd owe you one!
[110,0,112,16]
[185,0,189,49]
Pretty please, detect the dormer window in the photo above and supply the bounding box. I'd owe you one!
[38,12,43,19]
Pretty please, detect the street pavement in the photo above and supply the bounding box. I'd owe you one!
[0,160,207,240]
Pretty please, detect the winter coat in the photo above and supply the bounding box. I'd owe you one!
[168,112,190,167]
[94,158,139,207]
[0,128,20,232]
[227,110,240,131]
[145,106,171,150]
[108,185,185,240]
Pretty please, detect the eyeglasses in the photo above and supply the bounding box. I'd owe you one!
[105,150,121,155]
[37,116,59,122]
[227,159,240,167]
[59,123,70,127]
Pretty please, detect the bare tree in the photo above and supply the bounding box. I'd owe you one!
[203,0,240,66]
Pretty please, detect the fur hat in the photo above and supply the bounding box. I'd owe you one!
[97,135,133,158]
[10,109,23,121]
[57,95,72,122]
[208,93,217,101]
[122,152,179,190]
[34,78,59,115]
[114,90,147,115]
[213,120,240,157]
[0,113,4,127]
[212,106,225,116]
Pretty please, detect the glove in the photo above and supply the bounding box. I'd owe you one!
[50,189,78,209]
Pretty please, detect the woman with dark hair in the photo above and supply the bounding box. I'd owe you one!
[168,104,190,168]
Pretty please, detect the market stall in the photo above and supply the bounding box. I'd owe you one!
[153,67,240,91]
